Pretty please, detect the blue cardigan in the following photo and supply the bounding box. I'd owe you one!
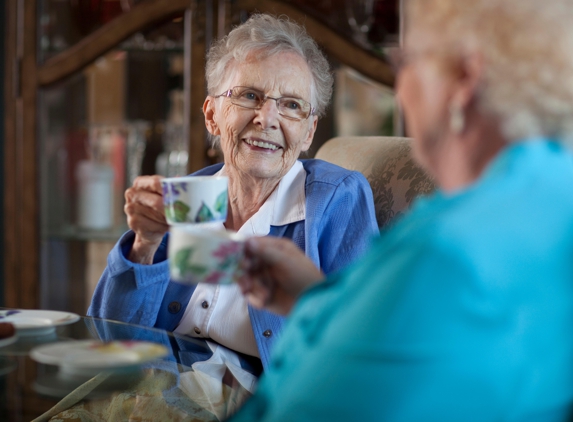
[88,159,378,368]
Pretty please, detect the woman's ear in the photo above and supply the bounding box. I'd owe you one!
[451,51,484,109]
[203,97,220,135]
[300,115,318,152]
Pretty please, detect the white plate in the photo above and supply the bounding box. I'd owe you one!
[0,309,80,336]
[31,340,169,376]
[0,335,17,349]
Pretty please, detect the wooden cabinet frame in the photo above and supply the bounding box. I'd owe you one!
[4,0,394,310]
[4,0,205,309]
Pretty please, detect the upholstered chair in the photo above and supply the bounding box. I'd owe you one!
[315,136,435,229]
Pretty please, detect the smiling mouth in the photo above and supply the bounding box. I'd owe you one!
[244,138,281,151]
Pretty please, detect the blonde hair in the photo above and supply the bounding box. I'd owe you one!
[206,14,333,118]
[407,0,573,142]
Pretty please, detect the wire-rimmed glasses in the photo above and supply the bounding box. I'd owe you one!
[215,86,315,121]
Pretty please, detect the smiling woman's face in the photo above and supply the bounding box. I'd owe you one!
[204,51,318,182]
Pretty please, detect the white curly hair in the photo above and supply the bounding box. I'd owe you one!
[206,13,333,118]
[407,0,573,143]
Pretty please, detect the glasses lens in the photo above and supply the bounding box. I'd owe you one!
[226,86,312,120]
[277,98,310,119]
[386,47,403,73]
[230,87,263,108]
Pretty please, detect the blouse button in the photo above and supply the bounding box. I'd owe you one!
[168,301,181,314]
[263,329,272,338]
[201,301,209,309]
[194,327,201,335]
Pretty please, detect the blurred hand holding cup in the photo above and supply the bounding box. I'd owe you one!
[168,225,246,285]
[161,176,228,225]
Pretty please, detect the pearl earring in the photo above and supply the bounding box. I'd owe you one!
[449,103,465,135]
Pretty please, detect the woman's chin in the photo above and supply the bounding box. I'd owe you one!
[234,161,288,182]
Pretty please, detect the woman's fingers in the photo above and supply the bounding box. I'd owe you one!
[131,175,164,194]
[125,187,165,213]
[124,196,166,225]
[126,206,168,237]
[123,175,169,253]
[238,236,324,315]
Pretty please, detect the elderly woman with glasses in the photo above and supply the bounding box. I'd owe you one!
[229,0,573,420]
[88,14,377,369]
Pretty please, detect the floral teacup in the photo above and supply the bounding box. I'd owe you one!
[168,225,246,285]
[161,176,228,225]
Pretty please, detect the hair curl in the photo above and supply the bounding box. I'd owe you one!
[407,0,573,142]
[205,14,333,118]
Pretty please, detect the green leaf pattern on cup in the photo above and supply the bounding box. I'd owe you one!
[172,241,243,284]
[214,190,228,216]
[163,180,228,224]
[172,247,208,279]
[195,202,215,223]
[165,200,191,223]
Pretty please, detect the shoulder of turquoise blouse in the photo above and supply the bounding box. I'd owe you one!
[235,138,573,421]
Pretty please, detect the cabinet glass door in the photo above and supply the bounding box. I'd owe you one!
[38,17,186,314]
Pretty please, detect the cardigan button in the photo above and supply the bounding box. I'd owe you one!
[168,301,181,314]
[263,329,272,338]
[201,301,209,309]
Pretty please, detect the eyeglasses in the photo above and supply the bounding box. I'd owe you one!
[387,47,448,73]
[215,86,315,121]
[387,47,418,73]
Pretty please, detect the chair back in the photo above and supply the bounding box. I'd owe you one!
[315,136,435,228]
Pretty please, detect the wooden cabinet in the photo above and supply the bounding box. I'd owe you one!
[4,0,396,312]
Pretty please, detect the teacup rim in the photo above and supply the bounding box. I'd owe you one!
[161,175,228,184]
[169,225,247,242]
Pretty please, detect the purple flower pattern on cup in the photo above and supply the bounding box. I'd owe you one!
[162,179,227,224]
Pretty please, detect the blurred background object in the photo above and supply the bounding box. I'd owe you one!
[3,0,399,326]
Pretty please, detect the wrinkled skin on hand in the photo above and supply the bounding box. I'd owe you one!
[124,175,169,264]
[237,236,324,315]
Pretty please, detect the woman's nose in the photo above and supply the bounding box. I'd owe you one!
[253,98,281,129]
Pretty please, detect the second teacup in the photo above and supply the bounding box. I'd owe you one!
[168,225,246,285]
[161,176,228,225]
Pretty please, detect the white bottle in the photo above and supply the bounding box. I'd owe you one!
[75,160,114,230]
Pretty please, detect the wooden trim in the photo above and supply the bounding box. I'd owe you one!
[4,0,18,307]
[4,0,38,309]
[234,0,395,87]
[19,0,38,309]
[37,0,192,87]
[185,6,208,173]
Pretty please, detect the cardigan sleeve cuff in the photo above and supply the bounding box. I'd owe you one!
[107,231,171,289]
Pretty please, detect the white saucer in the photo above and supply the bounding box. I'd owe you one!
[0,334,17,349]
[0,309,80,336]
[31,340,169,376]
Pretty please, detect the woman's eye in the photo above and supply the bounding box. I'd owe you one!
[243,92,259,101]
[284,100,300,110]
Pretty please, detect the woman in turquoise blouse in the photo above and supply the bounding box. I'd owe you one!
[230,0,573,420]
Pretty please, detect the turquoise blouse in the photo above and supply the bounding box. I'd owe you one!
[231,139,573,421]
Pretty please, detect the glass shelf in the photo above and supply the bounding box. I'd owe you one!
[44,225,129,242]
[37,17,186,313]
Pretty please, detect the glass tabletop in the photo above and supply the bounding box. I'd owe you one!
[0,313,259,421]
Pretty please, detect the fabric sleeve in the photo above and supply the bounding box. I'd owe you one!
[87,231,173,327]
[308,171,379,275]
[233,228,573,421]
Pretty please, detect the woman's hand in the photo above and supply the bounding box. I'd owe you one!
[237,237,325,315]
[124,175,169,264]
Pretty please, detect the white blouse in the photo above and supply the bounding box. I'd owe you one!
[174,161,306,357]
